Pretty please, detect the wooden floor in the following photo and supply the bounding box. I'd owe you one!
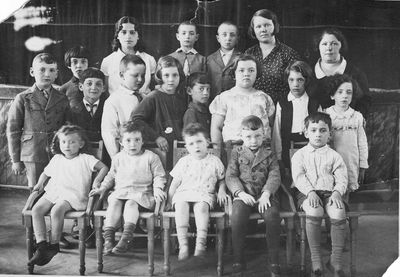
[0,189,398,277]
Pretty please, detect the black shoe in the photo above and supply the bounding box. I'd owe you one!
[28,242,59,266]
[59,234,72,249]
[28,241,48,266]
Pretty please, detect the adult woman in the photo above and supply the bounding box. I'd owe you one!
[101,16,156,96]
[245,9,300,104]
[308,28,370,117]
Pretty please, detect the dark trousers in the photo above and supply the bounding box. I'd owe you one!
[231,199,281,265]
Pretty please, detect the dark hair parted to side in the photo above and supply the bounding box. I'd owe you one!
[112,16,145,52]
[248,9,280,39]
[64,45,90,67]
[186,72,210,89]
[284,60,314,89]
[51,124,89,155]
[32,53,57,66]
[325,74,362,101]
[119,121,146,138]
[313,27,348,55]
[182,123,209,139]
[177,20,198,34]
[304,112,332,130]
[119,54,146,74]
[78,67,105,84]
[230,54,262,79]
[241,115,264,131]
[154,55,185,88]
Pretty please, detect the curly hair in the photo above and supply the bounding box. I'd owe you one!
[182,123,209,140]
[313,27,348,55]
[51,124,89,155]
[325,74,362,102]
[284,60,314,90]
[111,16,145,52]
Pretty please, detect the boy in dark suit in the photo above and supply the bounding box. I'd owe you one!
[206,21,241,100]
[7,53,70,189]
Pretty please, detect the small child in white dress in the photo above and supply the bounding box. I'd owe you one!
[29,125,109,266]
[90,121,167,254]
[167,123,228,260]
[324,74,368,193]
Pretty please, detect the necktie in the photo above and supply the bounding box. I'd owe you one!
[86,103,97,117]
[42,90,49,100]
[183,53,190,76]
[222,53,228,66]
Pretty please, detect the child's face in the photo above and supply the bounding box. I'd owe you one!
[117,23,139,50]
[69,57,88,79]
[160,67,180,94]
[319,33,341,63]
[59,133,84,159]
[184,133,208,159]
[187,83,210,105]
[176,24,198,49]
[331,82,353,110]
[120,131,144,156]
[252,16,275,43]
[288,71,306,97]
[235,60,257,89]
[216,24,238,51]
[120,63,146,91]
[30,61,58,89]
[79,78,104,104]
[241,127,264,151]
[305,120,330,149]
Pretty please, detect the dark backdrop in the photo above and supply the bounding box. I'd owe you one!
[0,0,399,89]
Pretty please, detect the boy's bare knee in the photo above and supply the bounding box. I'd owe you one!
[326,205,346,220]
[302,202,324,217]
[193,202,209,214]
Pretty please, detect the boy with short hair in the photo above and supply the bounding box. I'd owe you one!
[226,115,282,277]
[59,45,90,108]
[291,112,348,277]
[206,21,241,99]
[67,67,106,142]
[168,21,206,76]
[183,72,211,130]
[7,53,70,189]
[101,54,145,157]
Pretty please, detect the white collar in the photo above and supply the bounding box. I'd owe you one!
[176,48,198,54]
[117,48,141,57]
[83,98,100,107]
[288,92,308,102]
[314,57,347,79]
[326,106,355,119]
[118,85,138,96]
[305,143,329,153]
[220,48,234,56]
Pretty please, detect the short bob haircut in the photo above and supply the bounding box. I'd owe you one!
[284,60,314,89]
[182,122,209,140]
[51,124,89,155]
[32,53,57,66]
[248,9,280,39]
[177,20,198,34]
[325,73,362,102]
[119,54,146,75]
[186,72,210,89]
[313,27,348,55]
[154,56,185,88]
[241,115,264,131]
[64,45,90,67]
[79,67,105,84]
[304,112,332,131]
[112,16,145,52]
[119,120,146,140]
[229,54,262,80]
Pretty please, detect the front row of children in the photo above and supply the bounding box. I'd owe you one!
[27,111,350,277]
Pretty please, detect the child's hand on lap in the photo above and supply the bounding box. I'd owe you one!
[154,187,166,202]
[329,191,343,209]
[258,191,271,213]
[12,162,25,175]
[89,187,105,197]
[238,191,256,206]
[217,187,229,206]
[307,191,322,208]
[156,136,169,152]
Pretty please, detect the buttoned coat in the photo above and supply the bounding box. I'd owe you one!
[7,85,70,163]
[206,49,241,99]
[226,144,281,199]
[168,51,206,74]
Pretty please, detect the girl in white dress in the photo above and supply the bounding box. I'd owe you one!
[167,123,228,260]
[325,74,369,193]
[29,125,108,266]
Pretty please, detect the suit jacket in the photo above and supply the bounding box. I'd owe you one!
[206,49,241,99]
[67,99,105,142]
[7,85,70,163]
[168,51,206,75]
[226,144,281,198]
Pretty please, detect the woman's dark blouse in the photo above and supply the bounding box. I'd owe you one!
[245,40,300,104]
[308,62,371,118]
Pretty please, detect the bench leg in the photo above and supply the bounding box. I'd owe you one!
[26,224,34,274]
[349,216,359,277]
[216,217,225,276]
[163,217,171,275]
[299,216,307,277]
[78,217,86,276]
[285,217,295,267]
[94,216,103,273]
[147,217,155,276]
